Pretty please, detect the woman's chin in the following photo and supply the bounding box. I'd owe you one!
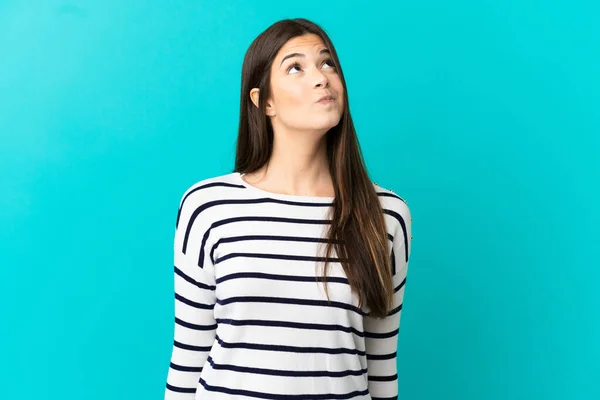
[310,115,342,130]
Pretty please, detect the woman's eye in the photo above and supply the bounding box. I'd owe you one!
[323,59,336,69]
[287,59,336,74]
[287,63,302,74]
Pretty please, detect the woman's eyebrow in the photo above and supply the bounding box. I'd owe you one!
[279,48,331,67]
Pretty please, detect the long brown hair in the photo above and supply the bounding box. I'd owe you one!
[234,18,393,318]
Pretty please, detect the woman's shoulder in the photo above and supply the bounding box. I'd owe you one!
[177,172,242,210]
[372,181,411,229]
[373,181,408,207]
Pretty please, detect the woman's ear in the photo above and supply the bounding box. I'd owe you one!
[249,88,276,117]
[249,88,260,109]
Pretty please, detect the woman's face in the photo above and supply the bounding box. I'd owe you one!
[253,34,345,136]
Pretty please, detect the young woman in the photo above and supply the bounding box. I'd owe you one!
[165,18,412,400]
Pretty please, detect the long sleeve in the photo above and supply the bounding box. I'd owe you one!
[364,203,412,400]
[165,190,217,399]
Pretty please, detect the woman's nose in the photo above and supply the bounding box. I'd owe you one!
[313,71,329,88]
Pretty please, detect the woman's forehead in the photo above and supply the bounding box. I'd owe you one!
[277,34,328,58]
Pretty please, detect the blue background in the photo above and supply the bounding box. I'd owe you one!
[1,1,598,399]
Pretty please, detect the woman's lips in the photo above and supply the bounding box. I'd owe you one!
[317,98,335,104]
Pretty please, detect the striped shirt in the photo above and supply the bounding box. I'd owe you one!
[165,172,412,400]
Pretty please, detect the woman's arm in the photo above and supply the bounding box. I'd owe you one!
[165,190,217,399]
[364,201,412,400]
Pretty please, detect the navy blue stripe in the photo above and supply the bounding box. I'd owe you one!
[210,234,343,264]
[215,318,364,337]
[365,327,399,339]
[368,373,398,382]
[169,362,202,372]
[206,355,367,378]
[387,232,395,275]
[175,317,217,331]
[216,296,366,316]
[174,266,216,290]
[215,252,345,265]
[383,209,408,262]
[193,215,332,268]
[176,182,245,228]
[372,397,398,400]
[214,333,365,356]
[377,191,406,203]
[166,383,195,394]
[184,203,401,271]
[217,271,349,285]
[175,293,214,310]
[366,351,396,360]
[173,340,212,352]
[388,303,402,316]
[394,278,406,293]
[199,377,369,399]
[183,199,397,255]
[183,201,332,254]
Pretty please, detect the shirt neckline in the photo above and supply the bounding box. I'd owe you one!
[233,172,335,203]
